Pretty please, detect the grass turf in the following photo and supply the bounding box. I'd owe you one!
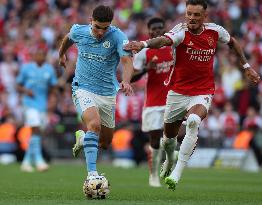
[0,163,262,205]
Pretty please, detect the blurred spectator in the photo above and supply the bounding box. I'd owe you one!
[219,102,240,148]
[0,114,17,164]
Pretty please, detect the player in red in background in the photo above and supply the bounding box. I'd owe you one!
[131,17,177,187]
[124,0,260,190]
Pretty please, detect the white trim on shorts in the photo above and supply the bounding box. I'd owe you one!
[164,90,213,123]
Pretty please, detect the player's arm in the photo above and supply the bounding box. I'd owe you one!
[131,69,148,83]
[228,37,260,84]
[58,34,74,69]
[16,84,33,97]
[124,36,172,53]
[131,49,149,83]
[120,56,134,96]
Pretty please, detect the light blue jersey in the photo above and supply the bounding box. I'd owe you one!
[16,62,57,112]
[69,24,131,96]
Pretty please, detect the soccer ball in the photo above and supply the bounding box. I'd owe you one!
[83,175,110,199]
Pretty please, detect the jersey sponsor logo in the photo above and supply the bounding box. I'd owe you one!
[103,41,110,48]
[186,47,216,62]
[80,52,107,62]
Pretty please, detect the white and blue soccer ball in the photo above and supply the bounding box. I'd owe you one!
[83,175,110,199]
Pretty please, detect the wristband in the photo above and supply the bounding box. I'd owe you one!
[243,63,250,69]
[142,41,148,48]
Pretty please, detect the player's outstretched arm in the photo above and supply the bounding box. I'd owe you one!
[228,37,260,84]
[16,84,34,97]
[124,36,172,53]
[120,56,134,96]
[58,34,74,69]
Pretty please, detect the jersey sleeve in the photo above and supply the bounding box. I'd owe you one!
[68,24,82,43]
[114,29,132,57]
[164,23,186,47]
[216,25,231,44]
[133,49,147,71]
[16,64,27,85]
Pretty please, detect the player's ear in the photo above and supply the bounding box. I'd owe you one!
[89,17,93,25]
[204,10,208,19]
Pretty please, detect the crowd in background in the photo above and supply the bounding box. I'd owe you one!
[0,0,262,164]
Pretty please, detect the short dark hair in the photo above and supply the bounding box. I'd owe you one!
[92,5,114,22]
[147,17,165,29]
[186,0,207,10]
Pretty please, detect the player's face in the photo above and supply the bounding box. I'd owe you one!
[185,4,207,32]
[34,50,46,65]
[91,20,111,40]
[148,22,165,38]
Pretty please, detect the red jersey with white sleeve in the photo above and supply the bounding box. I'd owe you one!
[164,23,231,95]
[133,47,174,107]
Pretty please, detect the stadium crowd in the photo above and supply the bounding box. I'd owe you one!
[0,0,262,164]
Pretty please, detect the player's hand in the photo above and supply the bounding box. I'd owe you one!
[245,68,260,84]
[59,55,67,69]
[120,81,134,96]
[26,89,34,97]
[123,41,145,54]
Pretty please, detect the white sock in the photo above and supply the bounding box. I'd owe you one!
[150,146,162,177]
[161,135,177,162]
[170,114,201,182]
[88,171,98,177]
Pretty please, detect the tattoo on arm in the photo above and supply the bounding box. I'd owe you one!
[147,36,172,48]
[228,37,248,66]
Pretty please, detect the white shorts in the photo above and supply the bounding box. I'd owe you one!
[142,106,165,132]
[72,88,116,128]
[164,90,213,123]
[24,108,47,128]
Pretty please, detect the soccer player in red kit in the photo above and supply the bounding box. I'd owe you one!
[132,17,177,187]
[124,0,260,190]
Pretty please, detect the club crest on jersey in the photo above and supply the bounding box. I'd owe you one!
[207,37,214,47]
[103,41,110,48]
[188,41,194,46]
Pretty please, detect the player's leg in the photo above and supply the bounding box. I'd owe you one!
[21,108,47,172]
[32,126,49,172]
[96,94,116,150]
[82,106,101,176]
[160,121,181,179]
[142,107,165,187]
[147,129,162,187]
[166,95,212,190]
[72,88,101,176]
[99,125,114,149]
[20,138,34,172]
[160,91,186,179]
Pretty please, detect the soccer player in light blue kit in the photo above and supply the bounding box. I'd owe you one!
[17,46,58,172]
[58,5,133,179]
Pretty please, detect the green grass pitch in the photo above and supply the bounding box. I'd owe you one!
[0,163,262,205]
